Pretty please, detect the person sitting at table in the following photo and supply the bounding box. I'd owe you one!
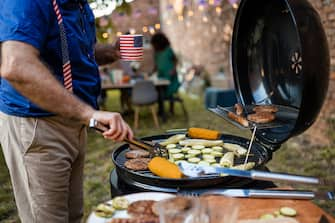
[150,32,180,115]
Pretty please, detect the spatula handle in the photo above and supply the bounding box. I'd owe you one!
[251,170,319,184]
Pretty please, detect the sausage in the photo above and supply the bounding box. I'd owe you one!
[227,112,249,127]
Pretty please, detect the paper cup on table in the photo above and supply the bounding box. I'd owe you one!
[119,34,143,61]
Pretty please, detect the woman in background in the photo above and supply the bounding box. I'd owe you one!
[151,32,180,115]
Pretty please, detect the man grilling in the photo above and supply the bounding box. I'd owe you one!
[0,0,133,222]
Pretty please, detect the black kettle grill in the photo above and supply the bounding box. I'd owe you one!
[110,0,330,196]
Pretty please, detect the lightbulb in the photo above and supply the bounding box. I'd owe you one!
[116,32,122,36]
[155,23,161,29]
[215,6,222,14]
[198,5,204,11]
[188,10,194,16]
[142,26,148,33]
[102,32,109,39]
[178,15,184,21]
[232,3,238,9]
[209,0,215,5]
[149,27,155,35]
[129,28,136,34]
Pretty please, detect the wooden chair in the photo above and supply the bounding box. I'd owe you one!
[131,80,159,129]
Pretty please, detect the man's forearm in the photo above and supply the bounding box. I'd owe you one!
[1,41,95,124]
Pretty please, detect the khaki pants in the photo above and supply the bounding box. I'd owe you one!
[0,111,87,223]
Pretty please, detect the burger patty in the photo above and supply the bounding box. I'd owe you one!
[127,200,157,217]
[247,112,275,124]
[253,105,278,113]
[124,158,151,171]
[125,150,150,159]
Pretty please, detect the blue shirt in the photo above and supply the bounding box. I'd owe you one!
[0,0,100,117]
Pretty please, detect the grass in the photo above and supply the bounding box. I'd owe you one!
[0,91,334,222]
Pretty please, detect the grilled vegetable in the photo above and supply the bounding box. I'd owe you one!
[160,134,186,146]
[202,154,215,160]
[112,196,129,210]
[179,139,224,147]
[181,147,191,153]
[219,152,235,167]
[192,145,205,150]
[94,203,115,218]
[202,148,213,154]
[169,149,182,154]
[223,143,247,156]
[188,149,201,156]
[232,162,255,170]
[166,144,177,149]
[148,157,183,179]
[171,153,185,160]
[188,127,221,140]
[279,207,297,217]
[259,214,275,220]
[188,157,201,163]
[210,151,223,157]
[212,146,223,152]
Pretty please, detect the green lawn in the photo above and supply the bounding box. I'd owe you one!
[0,91,334,222]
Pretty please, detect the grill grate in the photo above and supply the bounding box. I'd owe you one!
[115,137,267,179]
[209,104,299,130]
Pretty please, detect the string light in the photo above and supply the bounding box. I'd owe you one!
[102,32,109,39]
[232,3,238,9]
[178,15,184,21]
[166,20,172,25]
[149,26,155,35]
[142,26,148,33]
[129,28,136,34]
[198,4,205,11]
[155,23,161,29]
[215,6,222,15]
[209,0,215,5]
[116,32,122,36]
[188,10,194,17]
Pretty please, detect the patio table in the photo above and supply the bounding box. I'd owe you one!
[101,79,170,121]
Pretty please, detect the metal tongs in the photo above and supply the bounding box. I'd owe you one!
[178,161,319,185]
[89,118,168,158]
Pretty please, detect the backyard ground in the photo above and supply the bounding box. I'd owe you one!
[0,91,334,222]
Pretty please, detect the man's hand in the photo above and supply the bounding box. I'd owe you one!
[91,111,133,141]
[94,42,120,65]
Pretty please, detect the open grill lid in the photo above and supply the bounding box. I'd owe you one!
[231,0,330,147]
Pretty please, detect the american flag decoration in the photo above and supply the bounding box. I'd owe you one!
[120,35,144,61]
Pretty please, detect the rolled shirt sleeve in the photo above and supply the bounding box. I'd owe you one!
[0,0,51,51]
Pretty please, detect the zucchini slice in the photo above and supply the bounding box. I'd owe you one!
[171,153,185,160]
[188,157,201,163]
[166,144,177,149]
[279,207,297,217]
[112,196,129,210]
[192,145,205,150]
